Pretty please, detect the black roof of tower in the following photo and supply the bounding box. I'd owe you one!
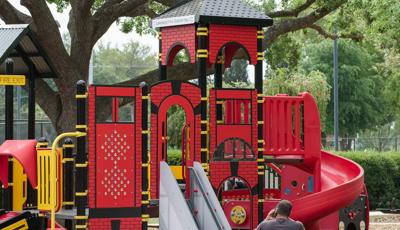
[151,0,273,28]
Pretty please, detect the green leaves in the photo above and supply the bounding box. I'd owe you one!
[264,68,331,131]
[300,40,386,136]
[46,0,70,12]
[93,41,157,84]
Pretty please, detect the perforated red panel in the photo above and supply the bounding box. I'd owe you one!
[95,124,136,208]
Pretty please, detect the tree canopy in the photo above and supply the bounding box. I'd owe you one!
[0,0,365,133]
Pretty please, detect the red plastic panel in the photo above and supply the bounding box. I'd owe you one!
[0,140,37,188]
[209,89,258,157]
[263,93,321,163]
[161,25,196,65]
[209,24,257,65]
[149,81,201,198]
[95,124,136,208]
[217,125,252,147]
[95,86,136,97]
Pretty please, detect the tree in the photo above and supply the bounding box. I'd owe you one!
[264,68,331,131]
[300,40,386,137]
[223,59,250,85]
[93,41,157,84]
[0,0,362,133]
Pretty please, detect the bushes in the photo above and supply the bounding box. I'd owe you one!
[338,151,400,209]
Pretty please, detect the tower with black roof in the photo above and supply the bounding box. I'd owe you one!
[152,0,273,227]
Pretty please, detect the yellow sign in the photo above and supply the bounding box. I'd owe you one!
[0,75,26,85]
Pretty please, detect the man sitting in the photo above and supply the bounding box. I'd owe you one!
[256,200,304,230]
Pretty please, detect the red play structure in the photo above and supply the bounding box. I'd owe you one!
[0,0,368,230]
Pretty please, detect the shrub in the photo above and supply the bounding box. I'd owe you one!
[339,151,400,209]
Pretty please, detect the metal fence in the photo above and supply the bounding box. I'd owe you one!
[0,119,56,143]
[322,137,400,152]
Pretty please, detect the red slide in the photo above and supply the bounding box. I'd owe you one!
[290,151,365,229]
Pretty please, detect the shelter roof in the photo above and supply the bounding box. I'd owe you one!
[0,24,57,78]
[152,0,273,28]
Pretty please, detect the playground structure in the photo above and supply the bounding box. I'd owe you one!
[0,0,369,230]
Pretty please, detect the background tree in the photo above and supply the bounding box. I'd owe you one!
[264,68,331,131]
[224,60,250,86]
[93,40,157,84]
[0,0,362,133]
[300,40,386,140]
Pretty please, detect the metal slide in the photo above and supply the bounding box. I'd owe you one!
[188,162,231,230]
[160,161,198,230]
[160,161,231,230]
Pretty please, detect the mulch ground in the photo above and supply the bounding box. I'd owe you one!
[368,212,400,230]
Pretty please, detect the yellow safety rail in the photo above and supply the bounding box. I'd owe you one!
[12,158,27,211]
[37,148,63,211]
[49,132,86,230]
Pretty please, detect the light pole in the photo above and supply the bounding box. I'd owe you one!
[333,30,339,151]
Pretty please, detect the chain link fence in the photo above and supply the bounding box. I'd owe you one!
[0,119,56,143]
[323,137,400,152]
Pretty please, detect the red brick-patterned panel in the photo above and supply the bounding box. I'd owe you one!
[89,218,141,229]
[209,24,257,65]
[134,88,142,207]
[150,81,201,198]
[161,25,196,65]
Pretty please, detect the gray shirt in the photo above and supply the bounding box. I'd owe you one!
[257,218,304,230]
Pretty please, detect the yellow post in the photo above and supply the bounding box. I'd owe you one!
[50,131,86,230]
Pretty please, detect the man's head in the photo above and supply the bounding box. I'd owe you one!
[275,200,293,217]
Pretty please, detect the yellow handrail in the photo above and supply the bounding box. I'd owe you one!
[50,131,86,230]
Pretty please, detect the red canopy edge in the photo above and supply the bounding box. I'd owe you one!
[0,140,37,188]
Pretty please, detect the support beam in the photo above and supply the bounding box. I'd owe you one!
[197,24,209,167]
[75,80,88,229]
[140,82,149,230]
[215,53,223,122]
[256,27,265,223]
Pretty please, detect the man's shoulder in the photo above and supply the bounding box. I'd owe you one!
[259,218,304,229]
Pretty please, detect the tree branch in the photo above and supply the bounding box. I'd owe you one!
[21,0,79,92]
[267,0,316,18]
[265,0,347,47]
[70,0,95,16]
[308,24,363,41]
[122,62,214,86]
[0,0,32,24]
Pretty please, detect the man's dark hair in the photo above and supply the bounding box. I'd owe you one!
[275,200,292,217]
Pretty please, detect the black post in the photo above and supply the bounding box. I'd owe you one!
[256,27,265,223]
[197,24,209,169]
[5,59,14,141]
[28,70,35,139]
[140,82,149,230]
[2,59,14,211]
[159,31,167,81]
[215,53,223,123]
[26,69,37,208]
[75,80,87,229]
[63,138,74,230]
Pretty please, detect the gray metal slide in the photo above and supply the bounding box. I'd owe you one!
[159,161,231,230]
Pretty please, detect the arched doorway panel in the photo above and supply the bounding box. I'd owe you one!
[149,81,201,198]
[166,42,191,66]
